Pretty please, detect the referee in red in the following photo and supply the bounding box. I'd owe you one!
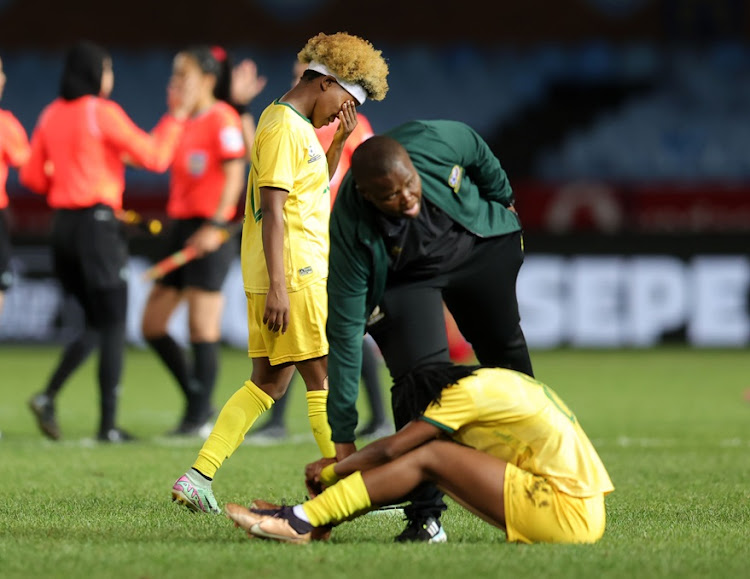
[21,40,190,442]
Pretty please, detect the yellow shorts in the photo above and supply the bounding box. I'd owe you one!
[503,462,606,544]
[246,280,328,365]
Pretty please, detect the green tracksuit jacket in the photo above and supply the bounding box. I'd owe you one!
[327,119,521,442]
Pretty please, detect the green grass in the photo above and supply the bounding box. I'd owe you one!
[1,345,749,578]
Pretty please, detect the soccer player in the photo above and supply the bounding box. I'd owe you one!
[323,120,535,542]
[249,60,390,442]
[140,46,265,436]
[22,40,190,442]
[0,55,31,322]
[170,32,389,513]
[225,363,614,545]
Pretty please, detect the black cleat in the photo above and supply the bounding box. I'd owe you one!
[394,516,447,543]
[29,393,61,440]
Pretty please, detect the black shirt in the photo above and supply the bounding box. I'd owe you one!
[376,198,476,283]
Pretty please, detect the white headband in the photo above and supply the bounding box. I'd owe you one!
[307,60,367,106]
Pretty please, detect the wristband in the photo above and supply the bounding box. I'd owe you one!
[319,463,340,486]
[207,218,228,229]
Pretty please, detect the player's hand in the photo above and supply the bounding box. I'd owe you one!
[263,285,290,334]
[305,457,336,497]
[334,101,357,142]
[185,224,225,257]
[335,442,357,461]
[231,59,267,107]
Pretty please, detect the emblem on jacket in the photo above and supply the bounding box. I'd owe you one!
[449,165,463,193]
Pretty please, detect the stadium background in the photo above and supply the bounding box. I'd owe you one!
[1,0,748,350]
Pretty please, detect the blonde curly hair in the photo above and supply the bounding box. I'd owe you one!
[297,32,389,102]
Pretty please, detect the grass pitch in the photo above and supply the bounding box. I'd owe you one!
[1,345,749,578]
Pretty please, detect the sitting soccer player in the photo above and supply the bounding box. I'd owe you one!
[225,363,614,544]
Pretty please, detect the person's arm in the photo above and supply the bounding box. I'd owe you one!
[324,102,357,181]
[184,158,246,257]
[326,204,374,456]
[306,419,442,489]
[4,113,31,170]
[230,58,267,163]
[98,100,185,173]
[19,119,50,194]
[260,186,290,334]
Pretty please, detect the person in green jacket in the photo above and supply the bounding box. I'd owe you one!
[325,119,534,543]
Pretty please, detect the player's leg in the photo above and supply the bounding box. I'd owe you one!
[0,208,11,323]
[172,289,298,512]
[29,211,94,439]
[295,355,336,458]
[87,284,130,442]
[240,440,507,543]
[247,376,293,440]
[184,287,224,427]
[79,206,132,442]
[172,355,294,513]
[181,230,237,430]
[366,281,450,541]
[444,231,534,377]
[141,283,197,428]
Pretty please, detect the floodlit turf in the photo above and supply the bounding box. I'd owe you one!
[1,345,749,578]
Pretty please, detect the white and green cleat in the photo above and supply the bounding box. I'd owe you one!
[171,472,221,514]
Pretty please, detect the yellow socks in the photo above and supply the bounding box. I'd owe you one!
[301,471,372,527]
[306,390,336,458]
[193,379,273,478]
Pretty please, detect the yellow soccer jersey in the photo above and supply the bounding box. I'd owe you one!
[242,100,331,293]
[421,368,614,498]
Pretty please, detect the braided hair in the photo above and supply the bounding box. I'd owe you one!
[392,363,483,422]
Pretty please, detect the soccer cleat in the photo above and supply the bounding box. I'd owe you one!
[167,419,213,439]
[29,393,61,440]
[246,422,288,443]
[171,473,221,514]
[394,516,447,543]
[250,499,282,511]
[97,428,136,443]
[248,506,313,544]
[225,502,275,535]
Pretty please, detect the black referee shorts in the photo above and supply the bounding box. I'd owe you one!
[0,209,13,291]
[157,218,237,292]
[52,204,129,326]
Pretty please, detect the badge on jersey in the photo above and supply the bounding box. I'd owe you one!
[220,126,244,154]
[187,151,208,176]
[448,165,463,193]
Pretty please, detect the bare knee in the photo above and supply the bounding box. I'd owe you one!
[409,440,452,480]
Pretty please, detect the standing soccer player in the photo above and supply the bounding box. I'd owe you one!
[22,40,191,442]
[171,32,389,513]
[249,59,390,442]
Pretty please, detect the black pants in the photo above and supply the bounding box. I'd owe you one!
[49,205,128,433]
[52,205,128,326]
[367,230,533,519]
